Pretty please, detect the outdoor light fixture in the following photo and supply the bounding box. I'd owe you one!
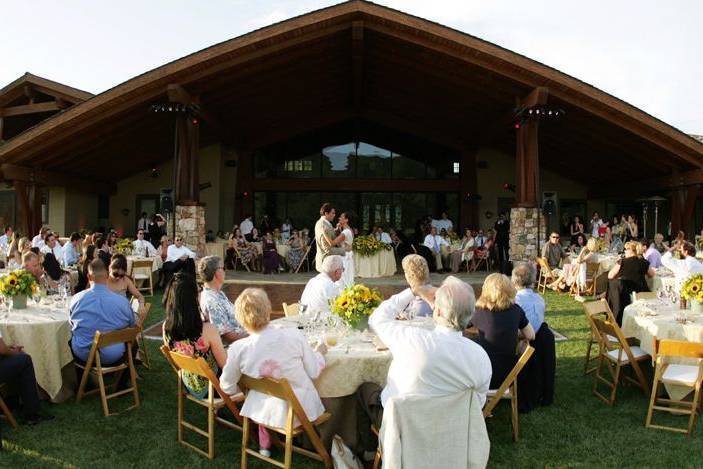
[514,105,566,128]
[502,182,516,192]
[150,102,200,116]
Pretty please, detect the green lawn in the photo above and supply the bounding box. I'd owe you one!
[3,291,703,468]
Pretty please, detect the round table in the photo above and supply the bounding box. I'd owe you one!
[354,249,397,278]
[0,302,73,401]
[205,240,229,258]
[623,300,703,400]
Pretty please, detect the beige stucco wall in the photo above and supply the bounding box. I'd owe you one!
[108,144,229,236]
[47,187,99,236]
[475,147,588,228]
[48,186,66,235]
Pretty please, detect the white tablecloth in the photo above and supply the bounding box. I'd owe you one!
[354,249,397,278]
[623,300,703,400]
[126,256,162,274]
[0,303,73,401]
[205,240,228,258]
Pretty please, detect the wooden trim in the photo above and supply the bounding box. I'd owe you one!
[0,163,116,195]
[0,101,61,117]
[251,178,460,192]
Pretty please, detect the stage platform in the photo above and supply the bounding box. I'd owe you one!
[222,270,489,313]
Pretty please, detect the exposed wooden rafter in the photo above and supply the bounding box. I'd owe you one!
[0,163,116,195]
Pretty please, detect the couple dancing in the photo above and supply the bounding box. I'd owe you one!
[314,203,354,287]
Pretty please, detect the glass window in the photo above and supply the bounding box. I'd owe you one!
[286,192,321,229]
[356,143,391,179]
[281,153,320,178]
[453,162,460,174]
[322,143,356,178]
[392,154,425,179]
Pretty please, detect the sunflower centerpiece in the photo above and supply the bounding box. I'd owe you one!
[352,235,392,257]
[681,273,703,312]
[115,238,134,255]
[331,284,383,330]
[0,269,39,310]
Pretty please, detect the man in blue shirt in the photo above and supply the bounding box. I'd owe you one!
[62,232,82,266]
[69,259,135,365]
[512,262,545,331]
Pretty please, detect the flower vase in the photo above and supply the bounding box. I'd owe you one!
[11,294,27,310]
[354,316,369,332]
[692,299,703,314]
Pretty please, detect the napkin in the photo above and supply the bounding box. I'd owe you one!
[373,336,388,351]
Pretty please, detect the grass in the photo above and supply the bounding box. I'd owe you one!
[3,291,703,468]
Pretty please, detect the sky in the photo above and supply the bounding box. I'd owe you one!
[1,0,701,134]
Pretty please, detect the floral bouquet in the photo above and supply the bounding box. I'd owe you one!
[352,235,392,257]
[680,273,703,302]
[331,284,383,329]
[595,238,607,253]
[0,269,39,298]
[172,338,215,397]
[115,238,134,255]
[447,230,460,242]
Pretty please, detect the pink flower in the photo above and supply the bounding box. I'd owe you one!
[174,341,195,357]
[259,360,282,379]
[194,337,209,353]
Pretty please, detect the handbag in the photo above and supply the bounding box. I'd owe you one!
[331,435,363,469]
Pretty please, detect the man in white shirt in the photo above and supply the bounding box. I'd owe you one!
[300,255,343,316]
[132,229,157,257]
[0,225,13,251]
[423,226,449,271]
[356,276,491,448]
[431,211,453,234]
[661,241,703,293]
[590,212,603,238]
[136,212,149,234]
[374,226,392,244]
[32,226,50,249]
[240,216,254,241]
[162,235,196,285]
[40,232,63,263]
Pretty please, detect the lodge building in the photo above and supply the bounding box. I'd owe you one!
[0,1,702,258]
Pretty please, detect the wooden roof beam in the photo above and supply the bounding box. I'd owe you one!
[352,20,365,114]
[0,101,61,117]
[0,163,116,195]
[587,168,703,198]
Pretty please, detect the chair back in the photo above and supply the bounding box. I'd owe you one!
[634,291,657,301]
[95,327,140,348]
[658,340,703,360]
[238,375,296,403]
[537,257,552,276]
[483,345,534,416]
[282,302,300,317]
[583,299,616,322]
[585,262,600,277]
[131,259,154,269]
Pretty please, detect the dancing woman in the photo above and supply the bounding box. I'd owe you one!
[338,212,355,287]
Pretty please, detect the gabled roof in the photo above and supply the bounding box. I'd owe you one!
[0,72,93,108]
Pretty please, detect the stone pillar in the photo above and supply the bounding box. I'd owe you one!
[509,207,546,262]
[175,205,206,258]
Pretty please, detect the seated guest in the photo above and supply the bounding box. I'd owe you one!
[261,232,279,274]
[471,273,535,389]
[95,236,112,269]
[0,225,12,252]
[549,237,599,291]
[227,228,260,271]
[607,241,656,324]
[6,235,21,270]
[541,232,567,272]
[423,226,449,271]
[474,229,487,248]
[512,263,555,411]
[220,288,327,458]
[163,272,227,398]
[69,260,136,366]
[660,241,703,294]
[107,254,144,309]
[105,231,118,255]
[450,228,475,273]
[299,255,343,316]
[0,331,53,424]
[374,226,392,244]
[285,230,306,272]
[75,245,96,293]
[198,256,247,344]
[22,251,45,283]
[642,238,662,269]
[31,226,50,249]
[156,235,170,262]
[357,276,491,453]
[132,229,157,257]
[399,254,434,318]
[653,233,668,254]
[62,232,82,267]
[162,235,196,287]
[40,232,63,265]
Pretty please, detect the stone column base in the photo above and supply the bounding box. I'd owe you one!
[175,205,206,258]
[509,207,546,262]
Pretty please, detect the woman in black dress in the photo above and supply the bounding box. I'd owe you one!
[607,241,656,324]
[471,273,535,388]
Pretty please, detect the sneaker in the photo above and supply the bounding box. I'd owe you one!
[259,448,271,458]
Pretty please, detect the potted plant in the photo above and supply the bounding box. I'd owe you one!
[331,284,383,330]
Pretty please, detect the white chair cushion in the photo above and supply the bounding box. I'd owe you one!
[134,274,149,280]
[662,364,700,386]
[486,388,511,398]
[606,346,648,364]
[606,334,618,343]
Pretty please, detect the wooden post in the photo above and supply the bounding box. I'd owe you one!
[515,117,540,207]
[14,180,42,237]
[459,149,479,229]
[235,151,253,221]
[174,115,199,205]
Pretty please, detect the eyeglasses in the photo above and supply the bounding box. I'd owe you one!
[175,238,182,242]
[551,236,560,239]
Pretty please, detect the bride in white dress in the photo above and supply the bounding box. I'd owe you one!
[337,212,355,288]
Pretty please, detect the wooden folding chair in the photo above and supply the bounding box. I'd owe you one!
[160,345,244,459]
[483,345,535,442]
[0,384,18,429]
[75,327,141,417]
[130,259,154,296]
[645,340,703,434]
[570,262,600,297]
[590,316,650,405]
[238,375,332,469]
[294,246,311,274]
[582,299,619,375]
[232,246,251,272]
[281,302,300,317]
[536,257,557,294]
[130,300,152,369]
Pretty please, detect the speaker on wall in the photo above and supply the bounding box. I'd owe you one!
[542,191,558,216]
[160,188,173,213]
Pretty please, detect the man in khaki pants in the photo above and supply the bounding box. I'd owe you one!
[314,203,345,272]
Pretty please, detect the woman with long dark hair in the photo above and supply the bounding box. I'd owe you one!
[75,244,96,293]
[163,272,226,398]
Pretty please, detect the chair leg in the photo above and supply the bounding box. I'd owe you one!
[207,404,215,459]
[76,366,90,402]
[511,384,519,442]
[96,369,110,417]
[283,433,294,469]
[373,447,382,469]
[177,379,184,444]
[645,374,659,429]
[128,350,140,409]
[0,396,18,429]
[140,331,151,369]
[241,417,250,469]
